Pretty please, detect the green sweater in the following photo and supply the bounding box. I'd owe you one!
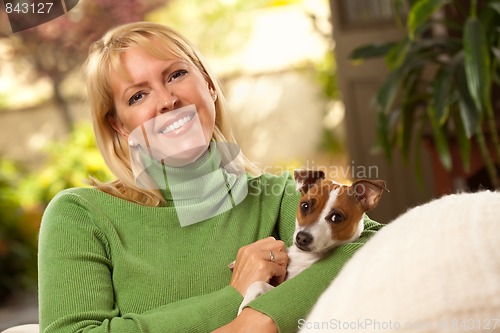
[38,151,383,333]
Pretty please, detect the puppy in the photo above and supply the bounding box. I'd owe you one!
[237,169,387,314]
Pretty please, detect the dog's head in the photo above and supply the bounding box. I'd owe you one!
[293,169,387,253]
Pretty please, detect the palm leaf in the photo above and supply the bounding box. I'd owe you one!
[432,65,452,125]
[463,17,491,113]
[452,109,471,172]
[375,69,403,114]
[376,111,392,161]
[456,63,480,138]
[427,105,452,170]
[350,43,396,61]
[408,0,451,39]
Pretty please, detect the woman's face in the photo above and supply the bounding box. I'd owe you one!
[109,45,217,166]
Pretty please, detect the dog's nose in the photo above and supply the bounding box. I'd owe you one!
[296,231,313,248]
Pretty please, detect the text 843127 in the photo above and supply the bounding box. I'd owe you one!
[5,2,54,14]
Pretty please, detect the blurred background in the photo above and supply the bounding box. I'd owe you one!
[1,0,499,329]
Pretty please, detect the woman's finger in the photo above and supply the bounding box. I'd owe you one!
[264,249,287,268]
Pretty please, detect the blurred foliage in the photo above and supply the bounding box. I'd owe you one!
[0,123,112,300]
[318,127,344,155]
[18,123,113,208]
[148,0,300,58]
[316,52,345,155]
[0,94,8,109]
[314,51,339,101]
[0,160,37,301]
[313,34,344,155]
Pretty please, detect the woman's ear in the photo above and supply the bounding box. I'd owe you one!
[207,82,217,102]
[107,112,128,139]
[209,87,217,102]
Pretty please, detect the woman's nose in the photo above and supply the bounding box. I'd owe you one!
[157,87,178,114]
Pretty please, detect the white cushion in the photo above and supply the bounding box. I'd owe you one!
[300,191,500,333]
[1,324,39,333]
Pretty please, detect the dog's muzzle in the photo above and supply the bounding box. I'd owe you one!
[295,231,313,251]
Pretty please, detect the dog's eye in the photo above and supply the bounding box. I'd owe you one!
[327,212,344,224]
[300,202,310,213]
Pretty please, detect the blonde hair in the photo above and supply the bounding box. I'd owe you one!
[84,21,259,206]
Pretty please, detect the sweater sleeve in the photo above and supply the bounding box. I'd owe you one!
[38,191,242,333]
[248,176,384,332]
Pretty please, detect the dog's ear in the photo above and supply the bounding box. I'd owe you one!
[294,169,325,194]
[350,179,388,211]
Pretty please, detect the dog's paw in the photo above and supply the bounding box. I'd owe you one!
[237,281,275,315]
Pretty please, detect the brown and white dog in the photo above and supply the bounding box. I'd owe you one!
[237,169,387,314]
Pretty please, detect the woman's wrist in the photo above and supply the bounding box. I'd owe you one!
[237,307,278,333]
[212,307,278,333]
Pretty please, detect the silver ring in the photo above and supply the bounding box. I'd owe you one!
[269,250,275,263]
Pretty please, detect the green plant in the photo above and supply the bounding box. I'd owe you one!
[0,160,37,302]
[350,0,500,188]
[17,122,113,207]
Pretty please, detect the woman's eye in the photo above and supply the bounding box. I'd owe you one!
[128,92,145,106]
[169,69,188,82]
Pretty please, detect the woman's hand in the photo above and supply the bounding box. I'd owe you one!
[230,237,288,296]
[211,308,278,333]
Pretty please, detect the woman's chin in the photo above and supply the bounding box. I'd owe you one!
[158,144,209,167]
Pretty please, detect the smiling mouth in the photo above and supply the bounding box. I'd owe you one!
[159,112,195,135]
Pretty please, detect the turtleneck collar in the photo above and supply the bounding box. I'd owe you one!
[140,142,248,227]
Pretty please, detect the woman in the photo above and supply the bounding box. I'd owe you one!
[38,22,382,332]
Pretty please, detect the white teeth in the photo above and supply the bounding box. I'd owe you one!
[160,115,193,134]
